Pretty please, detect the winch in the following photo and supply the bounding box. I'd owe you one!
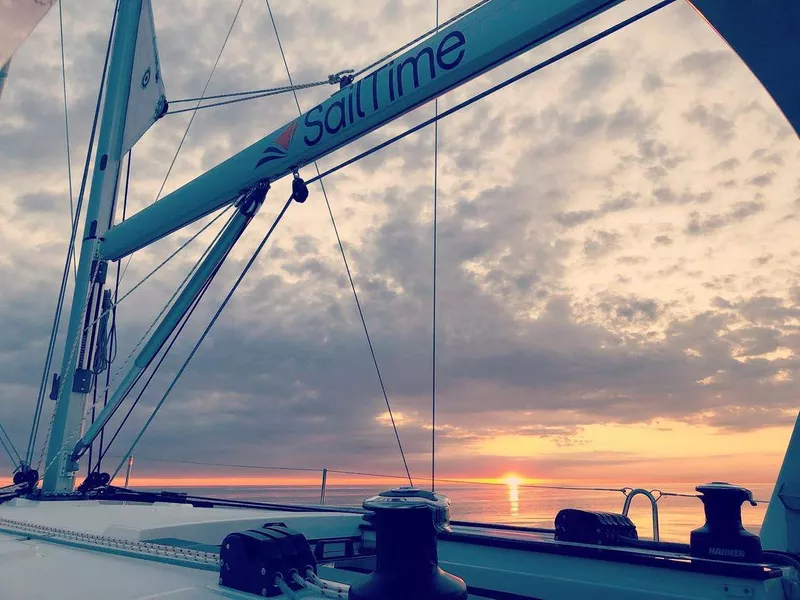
[690,482,762,562]
[349,487,468,600]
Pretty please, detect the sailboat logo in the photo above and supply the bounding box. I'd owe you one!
[255,120,298,169]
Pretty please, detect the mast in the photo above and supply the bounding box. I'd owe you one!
[42,0,143,493]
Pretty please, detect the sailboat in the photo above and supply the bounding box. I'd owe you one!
[1,0,799,597]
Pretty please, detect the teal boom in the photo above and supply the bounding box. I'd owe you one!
[100,0,625,260]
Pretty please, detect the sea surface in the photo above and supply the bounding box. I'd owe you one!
[141,482,773,543]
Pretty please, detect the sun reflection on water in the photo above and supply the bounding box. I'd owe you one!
[504,474,521,516]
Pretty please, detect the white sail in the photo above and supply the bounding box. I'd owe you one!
[0,0,57,66]
[121,0,166,154]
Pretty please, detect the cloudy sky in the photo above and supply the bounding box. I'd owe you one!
[0,0,798,490]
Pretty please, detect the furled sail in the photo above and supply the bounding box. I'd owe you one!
[0,0,57,66]
[689,0,800,137]
[121,0,166,154]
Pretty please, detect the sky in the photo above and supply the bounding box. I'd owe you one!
[0,0,798,490]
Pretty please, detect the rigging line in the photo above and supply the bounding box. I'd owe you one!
[0,422,22,466]
[431,0,439,494]
[165,81,331,115]
[0,431,18,468]
[306,0,676,189]
[108,455,322,472]
[119,0,247,284]
[96,271,213,469]
[265,0,413,487]
[167,71,352,106]
[111,192,296,480]
[154,0,245,204]
[26,0,121,467]
[116,206,233,306]
[353,0,490,78]
[97,149,131,471]
[37,207,239,475]
[58,0,77,279]
[95,210,236,466]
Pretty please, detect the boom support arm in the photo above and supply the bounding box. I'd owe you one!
[100,0,625,261]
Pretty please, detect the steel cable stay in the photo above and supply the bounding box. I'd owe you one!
[0,422,22,467]
[165,70,354,116]
[58,0,77,280]
[264,0,413,487]
[25,0,122,470]
[431,0,440,493]
[98,455,770,504]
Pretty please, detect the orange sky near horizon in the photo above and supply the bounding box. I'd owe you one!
[2,417,793,489]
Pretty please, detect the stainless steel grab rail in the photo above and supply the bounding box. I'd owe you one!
[621,488,660,542]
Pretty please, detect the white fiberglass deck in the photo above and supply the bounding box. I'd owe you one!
[0,498,794,600]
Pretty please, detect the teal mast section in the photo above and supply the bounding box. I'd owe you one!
[0,59,10,103]
[42,0,143,493]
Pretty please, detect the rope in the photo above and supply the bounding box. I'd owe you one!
[431,0,439,493]
[165,71,353,115]
[265,0,413,488]
[353,0,491,78]
[95,149,131,472]
[58,0,77,279]
[26,0,121,467]
[119,0,246,284]
[110,192,297,480]
[306,0,676,189]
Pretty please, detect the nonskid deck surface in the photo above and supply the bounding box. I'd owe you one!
[0,499,794,600]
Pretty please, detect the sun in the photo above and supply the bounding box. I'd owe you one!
[502,474,523,487]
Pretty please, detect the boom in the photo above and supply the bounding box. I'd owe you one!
[100,0,625,260]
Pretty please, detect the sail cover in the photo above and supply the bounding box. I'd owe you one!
[0,0,57,66]
[121,0,166,154]
[689,0,800,137]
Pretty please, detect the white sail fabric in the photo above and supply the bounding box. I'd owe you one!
[0,0,56,66]
[121,0,165,154]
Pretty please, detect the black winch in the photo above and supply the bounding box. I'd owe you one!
[349,487,468,600]
[690,482,762,562]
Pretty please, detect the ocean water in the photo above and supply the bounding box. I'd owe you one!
[145,482,773,543]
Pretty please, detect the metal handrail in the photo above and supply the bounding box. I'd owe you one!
[621,488,660,542]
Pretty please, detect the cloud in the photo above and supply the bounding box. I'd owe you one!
[685,201,765,235]
[0,0,799,484]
